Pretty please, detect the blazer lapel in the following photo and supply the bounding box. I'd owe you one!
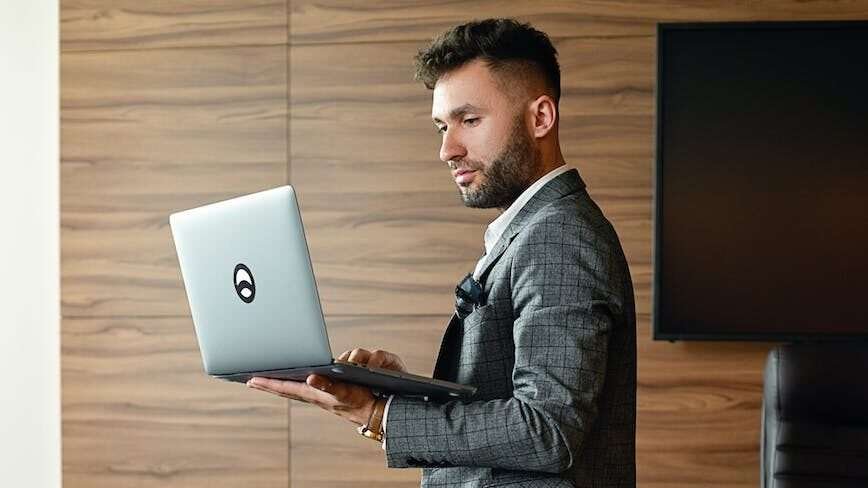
[473,168,586,284]
[433,312,462,380]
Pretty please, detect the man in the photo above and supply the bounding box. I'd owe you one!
[248,18,637,487]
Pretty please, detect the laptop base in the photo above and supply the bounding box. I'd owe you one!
[215,362,476,400]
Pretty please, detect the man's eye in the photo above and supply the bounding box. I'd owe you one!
[436,125,446,134]
[463,117,479,126]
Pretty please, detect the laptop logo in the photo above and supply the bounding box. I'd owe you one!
[233,263,256,303]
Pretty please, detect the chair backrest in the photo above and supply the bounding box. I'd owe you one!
[762,342,868,488]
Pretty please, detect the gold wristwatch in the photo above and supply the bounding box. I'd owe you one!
[357,398,387,443]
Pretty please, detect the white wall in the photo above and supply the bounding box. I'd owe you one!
[0,1,61,487]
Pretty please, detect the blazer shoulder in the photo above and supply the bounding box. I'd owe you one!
[520,190,620,247]
[512,191,631,309]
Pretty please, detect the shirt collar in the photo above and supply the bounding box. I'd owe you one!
[482,164,571,255]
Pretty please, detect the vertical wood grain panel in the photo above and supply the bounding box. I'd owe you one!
[63,317,288,488]
[289,1,868,486]
[61,1,290,487]
[62,46,287,318]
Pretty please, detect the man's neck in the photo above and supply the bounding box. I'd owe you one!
[494,141,565,212]
[496,162,568,212]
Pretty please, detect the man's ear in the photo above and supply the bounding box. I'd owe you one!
[529,94,557,139]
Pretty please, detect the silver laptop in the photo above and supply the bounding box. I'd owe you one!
[169,185,475,399]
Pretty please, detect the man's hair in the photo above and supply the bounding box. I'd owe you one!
[413,18,560,103]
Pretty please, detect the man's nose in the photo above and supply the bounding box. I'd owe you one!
[439,129,466,164]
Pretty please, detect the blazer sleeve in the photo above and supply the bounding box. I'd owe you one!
[384,213,625,473]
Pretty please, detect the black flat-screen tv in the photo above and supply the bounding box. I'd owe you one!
[654,20,868,341]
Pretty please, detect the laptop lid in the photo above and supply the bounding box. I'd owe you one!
[169,186,332,375]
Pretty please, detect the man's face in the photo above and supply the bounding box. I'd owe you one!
[431,60,540,209]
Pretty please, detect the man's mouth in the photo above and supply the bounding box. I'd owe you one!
[454,169,477,185]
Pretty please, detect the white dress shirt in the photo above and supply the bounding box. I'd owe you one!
[382,163,571,448]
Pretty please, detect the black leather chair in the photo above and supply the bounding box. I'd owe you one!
[762,343,868,488]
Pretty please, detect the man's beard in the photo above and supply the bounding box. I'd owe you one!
[458,117,540,209]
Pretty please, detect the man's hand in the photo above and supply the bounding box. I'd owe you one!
[246,348,407,427]
[247,373,377,426]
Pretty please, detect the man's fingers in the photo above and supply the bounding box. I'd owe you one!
[367,349,387,368]
[347,348,371,365]
[247,377,301,400]
[248,376,327,403]
[338,348,401,370]
[306,375,367,405]
[306,374,332,392]
[366,349,407,372]
[306,375,353,401]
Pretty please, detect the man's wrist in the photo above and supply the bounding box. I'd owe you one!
[357,397,387,442]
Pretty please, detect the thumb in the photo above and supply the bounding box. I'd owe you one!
[306,374,332,392]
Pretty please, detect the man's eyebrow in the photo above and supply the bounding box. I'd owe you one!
[432,103,484,124]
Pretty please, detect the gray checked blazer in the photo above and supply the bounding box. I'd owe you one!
[384,169,637,488]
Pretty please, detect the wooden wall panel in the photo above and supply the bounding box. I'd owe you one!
[62,46,287,318]
[62,0,286,51]
[289,1,868,487]
[63,317,287,488]
[289,0,752,45]
[61,1,290,487]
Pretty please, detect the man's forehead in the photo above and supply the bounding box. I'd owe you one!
[430,63,500,121]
